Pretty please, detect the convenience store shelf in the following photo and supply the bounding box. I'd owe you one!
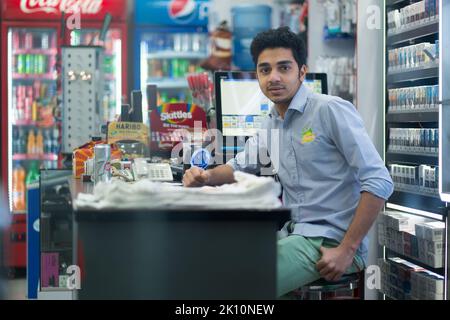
[386,110,438,123]
[386,151,438,166]
[388,190,446,216]
[387,18,439,46]
[12,73,57,81]
[146,51,207,60]
[13,119,58,127]
[386,0,408,6]
[385,248,445,275]
[387,65,439,84]
[13,48,57,55]
[146,78,188,89]
[13,153,58,161]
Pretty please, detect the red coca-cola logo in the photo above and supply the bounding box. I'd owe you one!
[20,0,103,14]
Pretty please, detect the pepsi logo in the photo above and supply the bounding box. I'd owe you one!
[168,0,197,24]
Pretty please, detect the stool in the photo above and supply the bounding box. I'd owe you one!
[293,270,365,300]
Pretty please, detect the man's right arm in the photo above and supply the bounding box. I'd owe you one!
[183,164,235,187]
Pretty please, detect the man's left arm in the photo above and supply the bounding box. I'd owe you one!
[317,191,385,281]
[316,99,394,281]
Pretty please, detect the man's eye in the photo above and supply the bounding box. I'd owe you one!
[260,68,270,74]
[280,66,290,71]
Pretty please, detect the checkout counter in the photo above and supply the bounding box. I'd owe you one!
[38,170,290,299]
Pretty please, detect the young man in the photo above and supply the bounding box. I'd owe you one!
[182,27,393,297]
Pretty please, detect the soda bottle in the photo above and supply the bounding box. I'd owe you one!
[51,128,59,154]
[36,129,44,154]
[12,164,26,211]
[44,129,52,154]
[26,161,40,186]
[27,129,36,155]
[17,54,25,74]
[12,127,20,154]
[18,128,26,154]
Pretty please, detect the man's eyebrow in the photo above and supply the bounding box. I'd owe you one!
[257,60,293,68]
[257,62,271,68]
[276,60,293,66]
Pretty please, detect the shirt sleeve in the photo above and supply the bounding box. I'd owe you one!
[323,98,394,200]
[226,132,265,175]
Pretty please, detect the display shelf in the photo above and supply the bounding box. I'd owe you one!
[386,110,438,122]
[386,151,438,166]
[146,78,188,89]
[387,65,439,84]
[394,184,440,200]
[13,153,58,161]
[13,119,58,127]
[386,0,408,6]
[387,18,439,46]
[12,73,57,81]
[388,190,447,216]
[146,51,207,60]
[385,248,445,275]
[13,48,57,55]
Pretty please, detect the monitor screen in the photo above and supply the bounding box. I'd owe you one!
[214,72,327,137]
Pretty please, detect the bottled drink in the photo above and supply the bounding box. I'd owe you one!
[36,129,44,154]
[12,127,20,154]
[17,54,25,74]
[44,129,52,154]
[18,128,26,154]
[12,164,27,211]
[51,128,59,154]
[27,129,36,155]
[26,161,40,186]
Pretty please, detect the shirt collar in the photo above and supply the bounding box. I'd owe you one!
[269,83,312,118]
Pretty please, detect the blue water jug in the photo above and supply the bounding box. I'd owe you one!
[232,5,272,71]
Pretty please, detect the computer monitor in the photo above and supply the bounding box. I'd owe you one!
[214,71,327,137]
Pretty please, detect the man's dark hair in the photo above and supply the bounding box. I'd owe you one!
[250,27,307,69]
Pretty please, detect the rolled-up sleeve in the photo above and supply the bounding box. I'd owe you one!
[323,98,394,200]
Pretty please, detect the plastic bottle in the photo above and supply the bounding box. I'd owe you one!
[51,128,59,154]
[26,161,40,186]
[44,129,52,154]
[36,129,44,154]
[27,129,36,155]
[12,164,26,211]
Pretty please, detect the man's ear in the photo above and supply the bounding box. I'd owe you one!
[299,64,307,81]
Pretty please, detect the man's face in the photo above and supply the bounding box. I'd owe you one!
[256,48,306,106]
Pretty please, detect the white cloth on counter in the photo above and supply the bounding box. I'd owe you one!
[74,171,282,210]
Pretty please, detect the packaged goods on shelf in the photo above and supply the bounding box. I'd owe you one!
[387,0,438,33]
[388,41,439,72]
[388,85,439,112]
[388,128,438,153]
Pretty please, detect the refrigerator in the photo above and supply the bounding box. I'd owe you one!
[133,0,210,124]
[0,0,127,272]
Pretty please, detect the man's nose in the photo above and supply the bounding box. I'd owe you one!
[268,70,281,82]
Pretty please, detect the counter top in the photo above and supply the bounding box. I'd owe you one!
[69,177,291,224]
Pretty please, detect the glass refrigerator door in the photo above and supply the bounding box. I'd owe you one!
[140,31,208,124]
[70,28,122,122]
[8,27,59,213]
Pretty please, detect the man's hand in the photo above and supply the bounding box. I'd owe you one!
[182,166,210,187]
[316,246,355,282]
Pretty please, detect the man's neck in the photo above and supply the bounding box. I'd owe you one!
[275,103,290,119]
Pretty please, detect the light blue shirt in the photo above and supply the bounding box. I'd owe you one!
[227,84,394,263]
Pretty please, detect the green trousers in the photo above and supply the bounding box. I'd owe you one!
[277,235,365,298]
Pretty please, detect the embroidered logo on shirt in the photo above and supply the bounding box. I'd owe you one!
[301,127,316,144]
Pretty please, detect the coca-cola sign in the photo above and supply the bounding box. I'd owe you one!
[20,0,102,15]
[1,0,127,21]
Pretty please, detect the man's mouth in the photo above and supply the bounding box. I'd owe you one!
[268,87,285,94]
